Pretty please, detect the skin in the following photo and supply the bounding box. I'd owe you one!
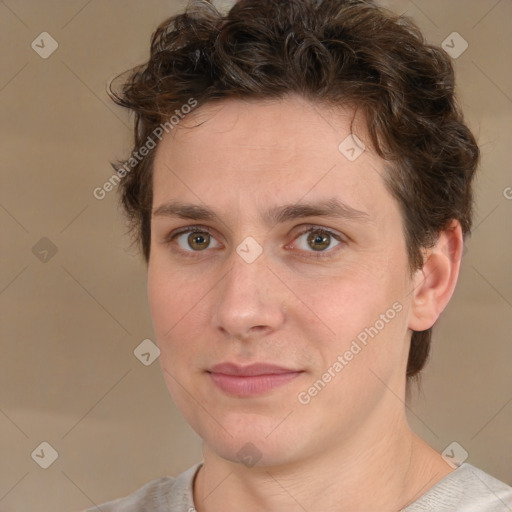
[147,94,463,511]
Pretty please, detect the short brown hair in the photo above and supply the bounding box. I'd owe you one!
[109,0,479,381]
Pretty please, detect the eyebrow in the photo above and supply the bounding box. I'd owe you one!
[152,198,370,226]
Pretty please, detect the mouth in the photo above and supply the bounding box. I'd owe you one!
[206,362,304,397]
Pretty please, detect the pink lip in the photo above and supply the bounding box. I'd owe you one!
[207,362,303,397]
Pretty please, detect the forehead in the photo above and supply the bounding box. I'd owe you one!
[152,95,390,217]
[158,95,369,165]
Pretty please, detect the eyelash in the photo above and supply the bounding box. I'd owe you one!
[164,224,345,259]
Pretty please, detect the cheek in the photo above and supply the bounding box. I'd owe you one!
[297,281,409,416]
[147,264,208,409]
[292,262,410,372]
[147,260,201,353]
[290,261,397,325]
[147,262,172,333]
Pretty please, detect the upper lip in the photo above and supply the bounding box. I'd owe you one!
[208,362,301,376]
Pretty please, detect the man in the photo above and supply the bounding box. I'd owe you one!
[89,0,512,510]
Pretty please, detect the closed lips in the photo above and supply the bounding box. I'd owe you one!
[208,362,302,376]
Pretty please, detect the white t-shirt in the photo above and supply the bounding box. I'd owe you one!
[85,462,512,511]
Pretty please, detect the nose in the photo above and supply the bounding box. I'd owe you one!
[212,250,286,341]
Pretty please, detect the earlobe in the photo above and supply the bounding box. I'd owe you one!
[408,221,464,332]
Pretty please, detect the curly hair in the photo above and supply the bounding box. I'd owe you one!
[109,0,479,382]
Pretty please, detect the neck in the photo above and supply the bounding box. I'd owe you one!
[193,410,454,512]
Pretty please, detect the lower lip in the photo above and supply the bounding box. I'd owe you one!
[208,372,303,397]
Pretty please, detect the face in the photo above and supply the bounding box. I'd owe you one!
[148,95,415,467]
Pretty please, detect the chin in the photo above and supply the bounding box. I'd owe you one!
[208,439,299,469]
[196,418,306,469]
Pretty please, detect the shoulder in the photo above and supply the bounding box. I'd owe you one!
[83,463,201,512]
[83,476,175,512]
[403,463,512,511]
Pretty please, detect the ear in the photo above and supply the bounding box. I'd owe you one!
[408,220,464,332]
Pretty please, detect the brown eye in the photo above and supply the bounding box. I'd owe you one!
[306,230,331,251]
[187,232,210,250]
[171,227,221,254]
[291,227,343,256]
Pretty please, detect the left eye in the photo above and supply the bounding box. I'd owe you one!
[293,229,342,252]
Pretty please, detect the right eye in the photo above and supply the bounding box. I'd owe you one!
[166,227,222,253]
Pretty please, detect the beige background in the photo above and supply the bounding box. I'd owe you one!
[0,0,511,510]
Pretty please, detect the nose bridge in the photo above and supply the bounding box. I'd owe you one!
[213,247,284,338]
[219,249,270,312]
